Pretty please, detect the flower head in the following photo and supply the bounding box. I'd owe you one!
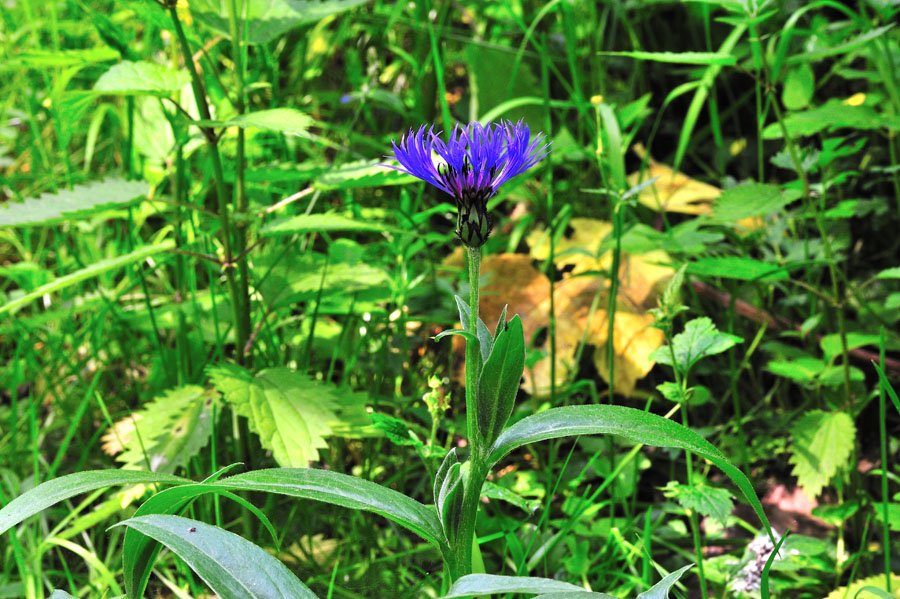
[385,120,550,247]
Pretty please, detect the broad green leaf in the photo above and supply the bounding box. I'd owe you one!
[488,405,772,538]
[711,183,795,222]
[190,0,369,44]
[196,108,312,136]
[93,60,189,96]
[766,357,826,383]
[117,515,320,599]
[123,483,276,599]
[482,481,539,514]
[477,315,525,447]
[436,463,463,544]
[789,410,855,498]
[599,50,736,65]
[217,468,444,546]
[48,592,78,599]
[0,470,188,536]
[820,332,882,361]
[107,386,216,474]
[873,503,900,531]
[662,482,734,525]
[762,100,893,139]
[532,594,616,599]
[875,266,900,280]
[823,574,900,599]
[317,159,417,190]
[782,64,814,110]
[0,178,147,227]
[262,212,393,236]
[0,240,175,316]
[687,257,787,281]
[638,564,693,599]
[650,317,742,373]
[210,365,338,467]
[443,574,585,598]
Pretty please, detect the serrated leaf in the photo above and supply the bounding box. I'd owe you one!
[711,183,794,222]
[687,256,787,281]
[103,386,217,474]
[663,482,734,525]
[0,470,188,536]
[94,60,189,95]
[0,178,147,227]
[823,574,900,599]
[0,240,175,316]
[196,108,312,136]
[262,212,393,236]
[190,0,369,44]
[210,365,338,467]
[651,317,742,373]
[789,410,856,498]
[317,159,417,190]
[762,100,893,139]
[369,413,421,447]
[116,515,320,599]
[442,574,585,598]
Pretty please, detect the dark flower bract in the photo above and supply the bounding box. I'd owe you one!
[384,120,550,247]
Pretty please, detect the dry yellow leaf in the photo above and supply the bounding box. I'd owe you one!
[627,144,720,215]
[526,217,613,276]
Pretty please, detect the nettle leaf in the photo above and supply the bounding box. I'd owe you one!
[93,60,189,95]
[262,212,394,236]
[102,386,217,474]
[315,159,418,190]
[196,108,313,136]
[190,0,369,44]
[116,515,320,599]
[789,410,856,498]
[0,178,147,227]
[370,413,421,448]
[651,317,742,374]
[662,481,734,526]
[711,183,794,223]
[209,365,368,467]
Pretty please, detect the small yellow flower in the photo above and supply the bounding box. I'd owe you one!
[844,93,866,106]
[590,94,604,105]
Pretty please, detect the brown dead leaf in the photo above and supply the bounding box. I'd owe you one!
[101,414,142,456]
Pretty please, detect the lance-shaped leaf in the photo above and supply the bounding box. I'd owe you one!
[476,315,525,446]
[116,515,320,599]
[0,470,188,536]
[488,405,772,539]
[217,468,444,546]
[0,178,147,228]
[436,463,463,544]
[444,575,586,598]
[638,564,693,599]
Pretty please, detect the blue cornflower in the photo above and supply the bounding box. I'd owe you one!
[385,120,550,247]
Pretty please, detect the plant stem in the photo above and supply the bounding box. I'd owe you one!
[464,245,482,454]
[167,4,251,364]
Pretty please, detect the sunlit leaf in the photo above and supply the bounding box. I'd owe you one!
[443,574,584,598]
[93,60,189,96]
[0,179,147,228]
[789,410,855,498]
[651,317,742,374]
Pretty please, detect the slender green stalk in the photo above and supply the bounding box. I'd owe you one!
[878,328,892,591]
[464,245,482,454]
[167,4,251,364]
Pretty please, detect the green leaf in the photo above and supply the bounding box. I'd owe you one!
[0,240,175,316]
[599,50,736,65]
[481,481,539,514]
[651,317,742,373]
[789,410,856,498]
[443,574,585,598]
[820,332,881,361]
[875,266,900,279]
[638,564,694,599]
[116,515,320,599]
[216,468,444,546]
[196,108,312,136]
[873,503,900,532]
[532,594,617,599]
[93,60,189,95]
[787,24,894,64]
[3,47,119,69]
[436,462,463,544]
[190,0,369,44]
[109,386,216,474]
[688,256,787,281]
[477,315,525,447]
[782,64,815,110]
[762,100,893,139]
[711,183,796,222]
[488,405,772,538]
[48,592,78,599]
[873,362,900,417]
[210,365,339,467]
[317,159,417,190]
[262,212,393,236]
[369,413,421,448]
[662,482,734,525]
[0,470,188,537]
[123,483,278,599]
[0,178,147,227]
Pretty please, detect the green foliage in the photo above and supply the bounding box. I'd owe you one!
[650,317,742,374]
[789,410,856,498]
[93,60,189,95]
[0,178,147,227]
[476,314,525,447]
[662,482,734,526]
[109,385,216,474]
[210,364,366,467]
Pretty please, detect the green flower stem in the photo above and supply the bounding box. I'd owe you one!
[168,4,251,364]
[465,245,483,455]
